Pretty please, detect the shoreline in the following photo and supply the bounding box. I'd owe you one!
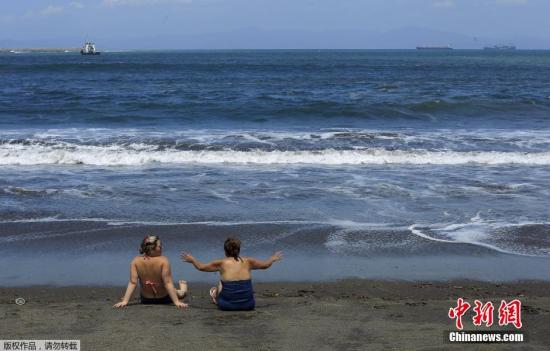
[3,279,549,350]
[2,220,550,285]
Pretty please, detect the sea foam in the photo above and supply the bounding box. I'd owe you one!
[1,143,550,166]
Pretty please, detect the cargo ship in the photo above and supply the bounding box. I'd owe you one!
[483,45,516,51]
[416,45,453,50]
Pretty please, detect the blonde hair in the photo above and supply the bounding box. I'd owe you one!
[140,235,160,255]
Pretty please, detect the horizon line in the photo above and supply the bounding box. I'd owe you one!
[3,47,550,51]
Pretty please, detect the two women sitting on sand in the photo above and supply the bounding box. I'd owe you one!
[114,236,282,311]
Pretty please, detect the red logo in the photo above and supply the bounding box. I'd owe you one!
[472,300,494,327]
[448,298,471,330]
[449,298,522,330]
[498,299,522,329]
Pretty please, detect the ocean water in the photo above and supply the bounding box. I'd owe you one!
[1,50,550,284]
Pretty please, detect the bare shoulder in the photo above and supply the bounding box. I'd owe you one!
[131,256,141,264]
[241,257,254,265]
[218,257,234,267]
[157,256,171,266]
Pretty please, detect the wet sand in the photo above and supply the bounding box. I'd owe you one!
[2,280,549,350]
[2,221,550,285]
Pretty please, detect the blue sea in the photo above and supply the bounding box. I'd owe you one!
[1,50,550,284]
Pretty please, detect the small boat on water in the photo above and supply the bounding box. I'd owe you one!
[80,42,100,55]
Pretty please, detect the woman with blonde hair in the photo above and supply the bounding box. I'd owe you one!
[114,235,188,308]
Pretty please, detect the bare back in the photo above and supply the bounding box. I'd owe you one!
[219,257,252,281]
[132,255,169,298]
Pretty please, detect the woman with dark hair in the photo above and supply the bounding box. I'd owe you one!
[181,237,282,311]
[113,235,188,309]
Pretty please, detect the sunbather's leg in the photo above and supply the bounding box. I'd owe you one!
[176,280,187,299]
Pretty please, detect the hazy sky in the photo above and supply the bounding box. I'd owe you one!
[1,0,548,48]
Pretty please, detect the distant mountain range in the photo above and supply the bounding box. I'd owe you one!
[2,27,550,50]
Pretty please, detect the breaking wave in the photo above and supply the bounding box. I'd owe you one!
[1,142,550,166]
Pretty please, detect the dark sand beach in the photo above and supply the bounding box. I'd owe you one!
[2,280,549,350]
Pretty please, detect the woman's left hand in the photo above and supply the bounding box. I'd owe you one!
[174,301,189,309]
[180,251,194,263]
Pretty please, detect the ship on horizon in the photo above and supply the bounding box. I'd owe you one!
[483,44,516,51]
[416,45,453,50]
[80,41,100,55]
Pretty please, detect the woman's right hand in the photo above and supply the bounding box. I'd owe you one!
[113,300,128,308]
[174,301,188,309]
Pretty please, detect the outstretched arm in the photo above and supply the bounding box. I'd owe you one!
[247,251,283,270]
[180,252,222,272]
[161,259,188,309]
[113,260,138,308]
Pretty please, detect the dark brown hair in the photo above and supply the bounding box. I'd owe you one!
[224,237,241,261]
[140,235,160,255]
